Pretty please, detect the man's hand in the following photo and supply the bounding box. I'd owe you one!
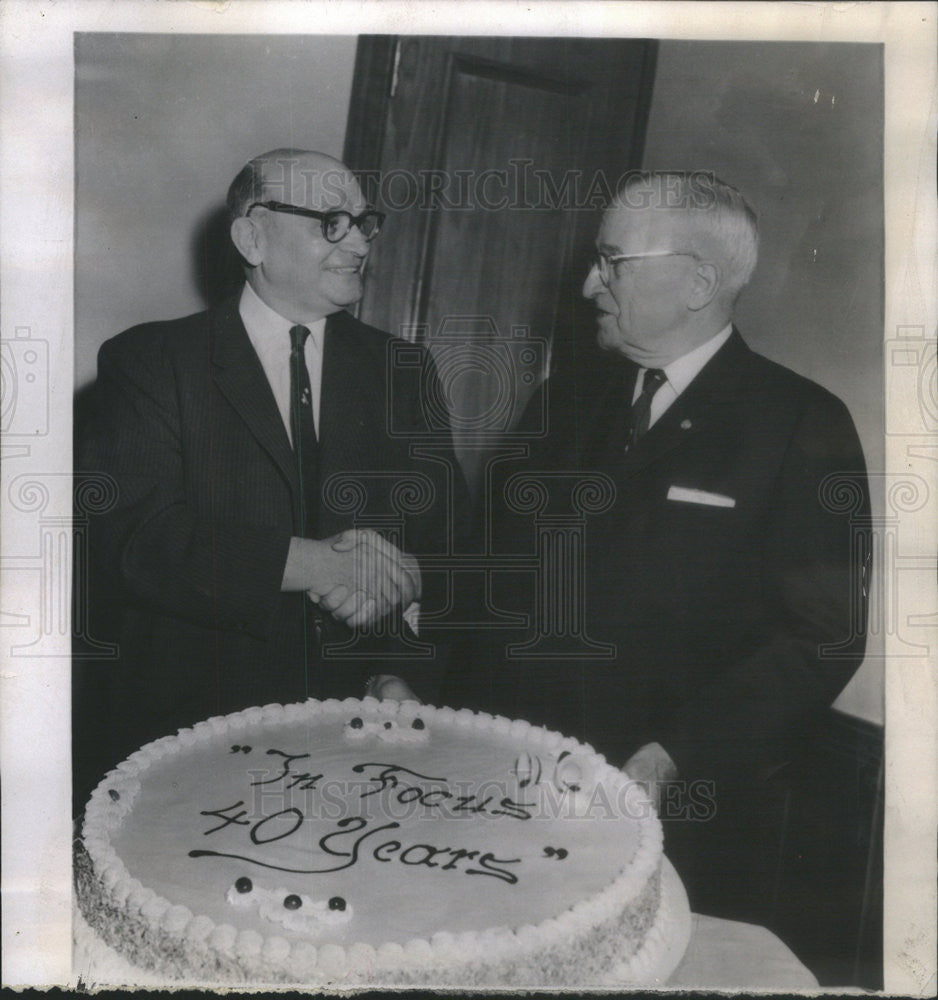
[622,742,678,811]
[282,531,420,628]
[365,674,420,702]
[316,529,420,627]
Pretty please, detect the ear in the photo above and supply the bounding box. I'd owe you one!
[230,216,264,266]
[687,260,721,311]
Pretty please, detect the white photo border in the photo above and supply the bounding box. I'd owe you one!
[0,1,935,994]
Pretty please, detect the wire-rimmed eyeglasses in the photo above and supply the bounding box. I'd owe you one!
[592,250,697,283]
[247,200,386,243]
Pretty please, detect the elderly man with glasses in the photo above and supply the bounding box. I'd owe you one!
[77,149,468,797]
[472,171,871,923]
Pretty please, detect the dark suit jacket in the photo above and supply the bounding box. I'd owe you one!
[477,329,870,786]
[77,292,468,780]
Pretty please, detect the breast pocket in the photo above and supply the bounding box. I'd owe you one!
[666,485,736,508]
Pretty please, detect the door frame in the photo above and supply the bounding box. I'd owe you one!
[342,33,659,342]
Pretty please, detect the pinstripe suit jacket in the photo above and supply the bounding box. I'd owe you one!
[80,292,467,767]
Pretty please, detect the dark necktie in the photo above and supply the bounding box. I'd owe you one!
[289,325,319,535]
[628,368,667,449]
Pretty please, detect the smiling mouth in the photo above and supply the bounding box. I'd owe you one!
[326,264,362,275]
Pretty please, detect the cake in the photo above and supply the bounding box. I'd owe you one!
[75,697,680,987]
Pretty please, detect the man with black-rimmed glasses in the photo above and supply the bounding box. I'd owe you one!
[78,149,467,795]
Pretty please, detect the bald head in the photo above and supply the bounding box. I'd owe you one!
[226,149,359,221]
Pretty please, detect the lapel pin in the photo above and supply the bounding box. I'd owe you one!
[680,419,693,430]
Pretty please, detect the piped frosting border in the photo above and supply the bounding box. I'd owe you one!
[77,697,665,986]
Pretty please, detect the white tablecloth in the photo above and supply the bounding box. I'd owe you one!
[669,914,819,990]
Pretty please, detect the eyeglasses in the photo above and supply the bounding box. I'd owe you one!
[593,250,696,283]
[247,200,385,243]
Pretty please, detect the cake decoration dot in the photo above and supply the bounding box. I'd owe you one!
[328,896,346,911]
[283,894,302,910]
[349,717,363,729]
[108,789,120,801]
[411,718,425,730]
[235,877,253,894]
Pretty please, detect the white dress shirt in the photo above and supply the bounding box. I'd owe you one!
[633,324,733,429]
[239,282,422,631]
[239,281,326,442]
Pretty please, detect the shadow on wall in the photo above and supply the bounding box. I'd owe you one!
[192,204,244,308]
[75,206,243,454]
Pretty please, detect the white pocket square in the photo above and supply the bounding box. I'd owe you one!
[667,486,736,508]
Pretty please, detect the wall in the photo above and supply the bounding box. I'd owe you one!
[74,33,357,390]
[642,41,884,724]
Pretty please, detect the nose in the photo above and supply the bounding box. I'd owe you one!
[582,261,603,299]
[340,222,370,255]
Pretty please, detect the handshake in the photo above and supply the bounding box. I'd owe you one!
[291,528,421,629]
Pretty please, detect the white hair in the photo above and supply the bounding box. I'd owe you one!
[614,171,759,300]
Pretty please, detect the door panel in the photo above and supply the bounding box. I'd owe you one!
[345,36,657,496]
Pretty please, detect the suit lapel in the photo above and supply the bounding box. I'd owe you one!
[209,294,299,492]
[621,330,749,478]
[319,311,379,477]
[581,359,639,466]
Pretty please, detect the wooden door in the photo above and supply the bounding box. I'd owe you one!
[344,36,657,499]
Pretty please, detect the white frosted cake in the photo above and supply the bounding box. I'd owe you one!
[75,698,680,986]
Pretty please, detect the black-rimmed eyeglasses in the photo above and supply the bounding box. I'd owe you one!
[593,250,697,283]
[247,201,385,243]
